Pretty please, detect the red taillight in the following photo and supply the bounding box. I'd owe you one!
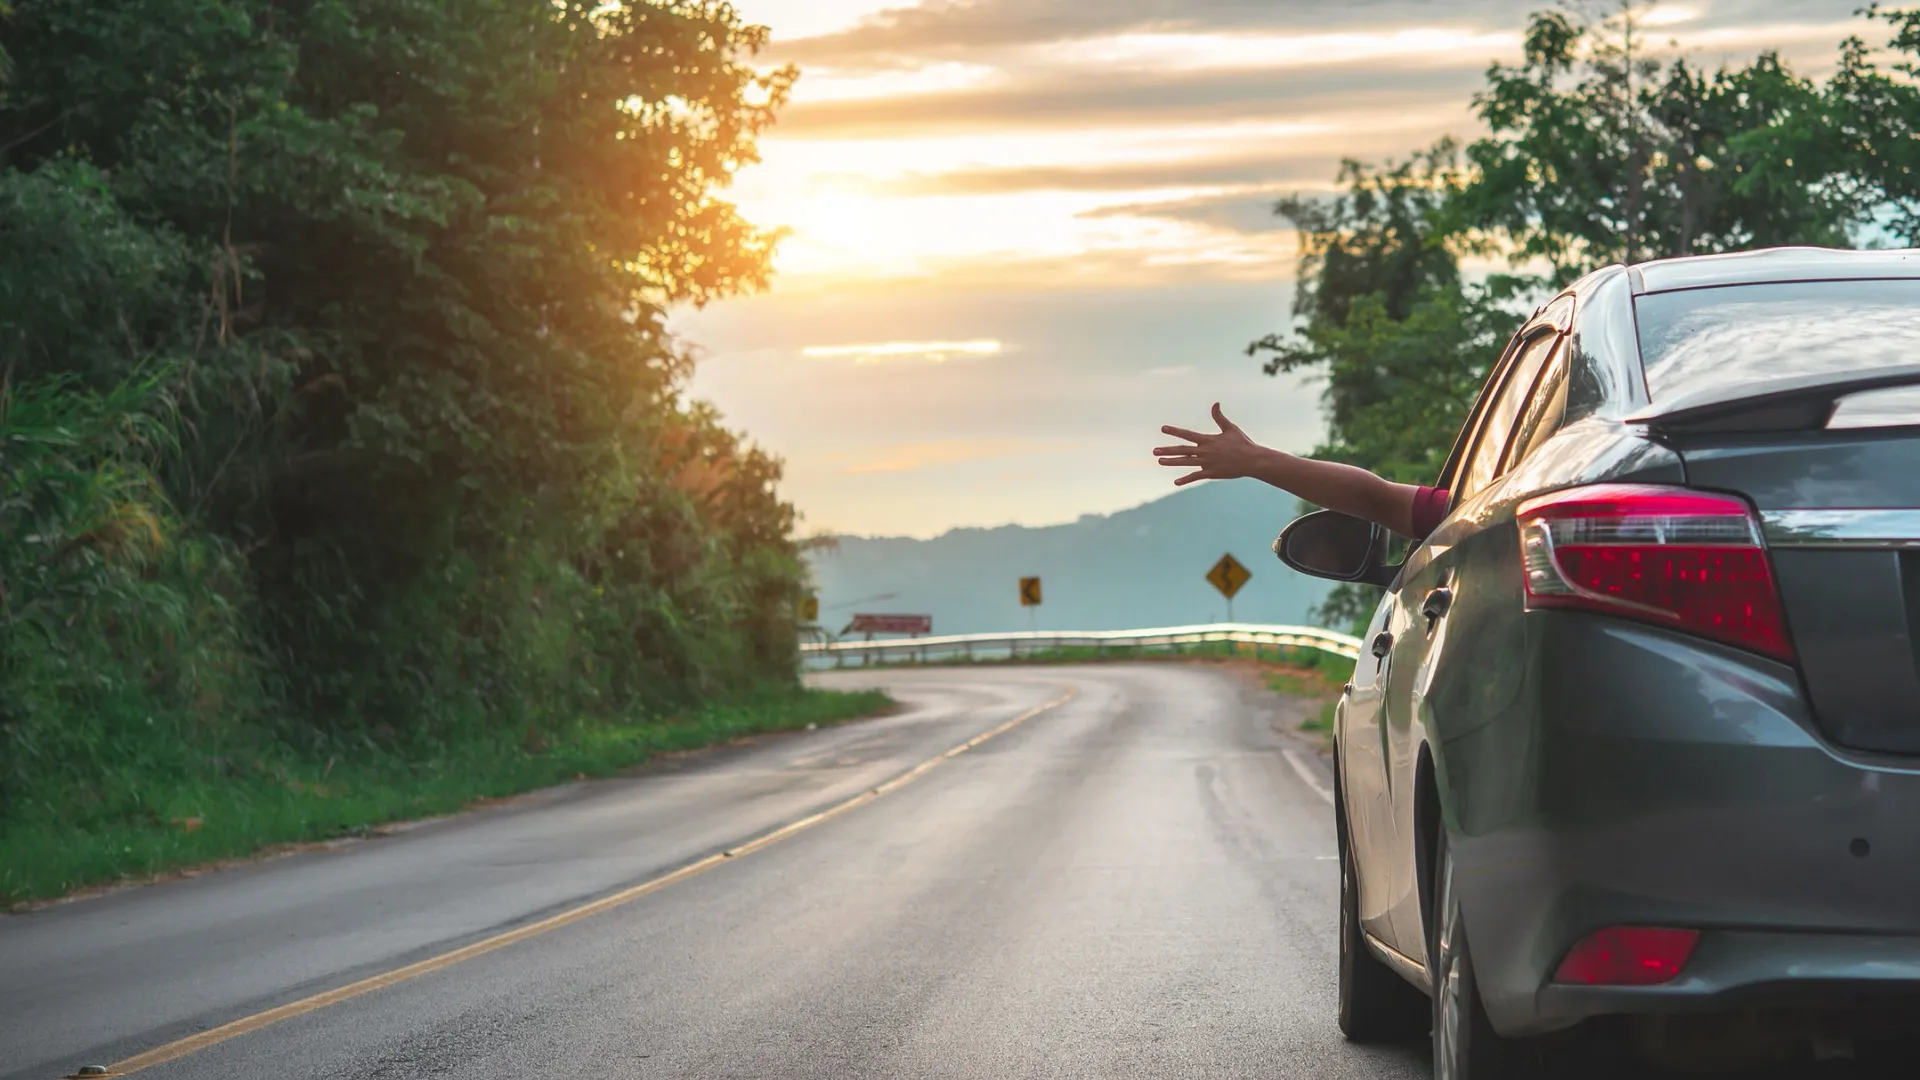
[1553,926,1700,986]
[1516,484,1795,663]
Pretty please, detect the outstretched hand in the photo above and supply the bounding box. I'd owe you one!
[1155,404,1267,487]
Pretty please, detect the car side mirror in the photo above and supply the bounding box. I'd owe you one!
[1273,510,1398,586]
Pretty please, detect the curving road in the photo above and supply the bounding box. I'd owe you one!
[9,662,1904,1079]
[2,663,1433,1080]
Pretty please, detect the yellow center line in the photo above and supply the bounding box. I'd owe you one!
[88,686,1078,1078]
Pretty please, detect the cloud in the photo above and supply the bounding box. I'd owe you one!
[802,338,1005,363]
[793,61,999,104]
[766,240,1301,295]
[773,0,1867,64]
[1642,3,1707,29]
[774,14,1867,139]
[774,1,1539,63]
[837,153,1347,196]
[1083,190,1297,235]
[775,53,1489,137]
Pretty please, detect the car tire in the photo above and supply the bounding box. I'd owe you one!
[1430,828,1526,1080]
[1337,786,1428,1042]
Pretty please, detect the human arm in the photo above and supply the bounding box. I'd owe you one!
[1154,403,1429,539]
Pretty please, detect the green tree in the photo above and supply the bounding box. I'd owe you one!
[1251,146,1513,489]
[1457,3,1867,282]
[1,1,813,827]
[1742,5,1920,246]
[1250,148,1520,625]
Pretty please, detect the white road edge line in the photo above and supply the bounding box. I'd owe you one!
[1282,748,1335,805]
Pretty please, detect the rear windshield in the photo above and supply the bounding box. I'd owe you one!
[1636,279,1920,403]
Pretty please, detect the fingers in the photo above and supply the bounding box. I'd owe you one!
[1160,425,1208,443]
[1211,402,1244,436]
[1173,470,1207,486]
[1156,456,1201,468]
[1151,445,1202,456]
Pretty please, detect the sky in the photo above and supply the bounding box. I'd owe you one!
[670,0,1871,539]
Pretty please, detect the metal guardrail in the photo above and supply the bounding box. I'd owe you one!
[799,622,1362,667]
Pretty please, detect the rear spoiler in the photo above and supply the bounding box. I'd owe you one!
[1627,363,1920,435]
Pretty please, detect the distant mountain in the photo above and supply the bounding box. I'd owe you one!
[806,481,1332,636]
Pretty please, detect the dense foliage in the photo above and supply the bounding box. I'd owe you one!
[1261,3,1920,626]
[0,0,807,861]
[1251,146,1513,492]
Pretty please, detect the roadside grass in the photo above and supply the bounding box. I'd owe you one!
[0,688,890,909]
[1262,667,1344,742]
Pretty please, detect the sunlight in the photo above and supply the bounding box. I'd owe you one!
[1043,27,1521,73]
[757,119,1343,176]
[1641,4,1706,29]
[756,186,1274,282]
[724,101,1463,287]
[794,61,999,104]
[802,339,1005,363]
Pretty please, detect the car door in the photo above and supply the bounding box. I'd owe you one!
[1338,325,1531,959]
[1338,593,1398,941]
[1378,321,1567,960]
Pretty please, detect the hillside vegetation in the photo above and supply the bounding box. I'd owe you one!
[0,0,879,904]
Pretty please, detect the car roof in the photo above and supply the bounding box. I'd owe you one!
[1632,246,1920,295]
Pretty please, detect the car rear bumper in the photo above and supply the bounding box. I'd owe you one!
[1443,614,1920,1037]
[1533,930,1920,1023]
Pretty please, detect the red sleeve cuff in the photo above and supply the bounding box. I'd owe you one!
[1410,486,1451,540]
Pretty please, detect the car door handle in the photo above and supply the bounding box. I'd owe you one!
[1370,631,1394,659]
[1421,587,1453,627]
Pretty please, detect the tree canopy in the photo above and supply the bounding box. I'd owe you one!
[1,1,808,830]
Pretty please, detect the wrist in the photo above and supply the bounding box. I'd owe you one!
[1244,444,1289,481]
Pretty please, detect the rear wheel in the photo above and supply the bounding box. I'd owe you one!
[1337,788,1428,1042]
[1431,829,1526,1079]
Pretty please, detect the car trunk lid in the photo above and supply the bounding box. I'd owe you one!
[1673,427,1920,754]
[1630,276,1920,754]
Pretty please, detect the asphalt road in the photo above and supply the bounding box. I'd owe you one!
[2,664,1433,1080]
[4,663,1890,1080]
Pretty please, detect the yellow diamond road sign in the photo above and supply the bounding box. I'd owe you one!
[1207,554,1251,600]
[800,594,820,622]
[1020,577,1042,606]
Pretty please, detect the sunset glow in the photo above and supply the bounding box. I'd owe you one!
[802,339,1005,364]
[676,0,1871,538]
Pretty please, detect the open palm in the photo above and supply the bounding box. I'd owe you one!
[1154,404,1263,486]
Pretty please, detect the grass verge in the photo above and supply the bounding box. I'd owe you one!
[1261,665,1344,743]
[0,688,891,910]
